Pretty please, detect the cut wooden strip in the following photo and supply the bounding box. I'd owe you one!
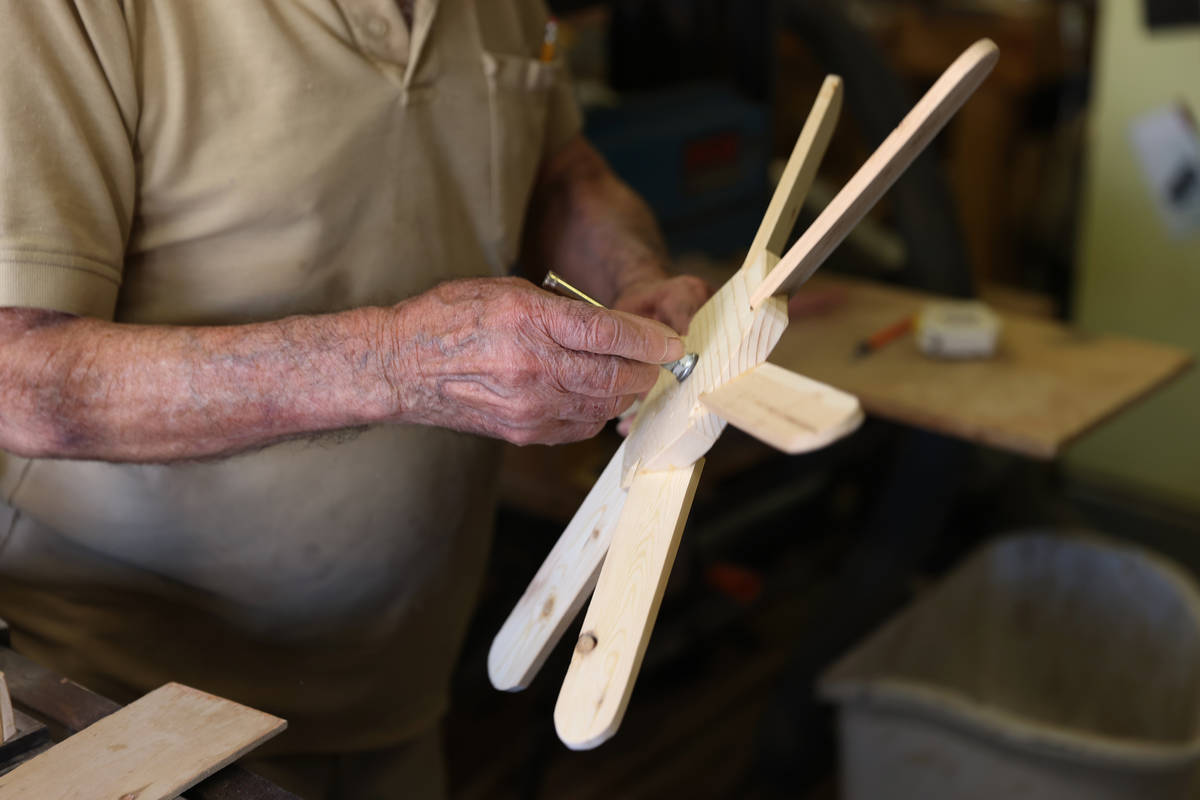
[750,39,999,308]
[489,443,631,692]
[623,257,789,478]
[0,682,284,800]
[700,362,863,453]
[0,672,14,742]
[742,74,843,267]
[620,76,843,477]
[554,459,704,750]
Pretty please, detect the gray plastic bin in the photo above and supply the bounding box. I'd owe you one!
[819,534,1200,800]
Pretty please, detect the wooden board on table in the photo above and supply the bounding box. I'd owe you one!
[0,682,285,800]
[555,460,704,751]
[773,275,1193,459]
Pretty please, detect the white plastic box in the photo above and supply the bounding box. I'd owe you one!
[819,534,1200,800]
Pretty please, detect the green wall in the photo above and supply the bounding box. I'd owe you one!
[1069,1,1200,509]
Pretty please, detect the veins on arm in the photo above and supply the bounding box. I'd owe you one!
[0,306,395,463]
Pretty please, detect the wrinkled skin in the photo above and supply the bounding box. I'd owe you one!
[391,277,687,446]
[612,274,712,335]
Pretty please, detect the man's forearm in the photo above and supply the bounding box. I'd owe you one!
[0,306,398,462]
[524,136,672,305]
[0,276,683,463]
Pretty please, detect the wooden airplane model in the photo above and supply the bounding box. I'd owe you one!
[489,39,1000,750]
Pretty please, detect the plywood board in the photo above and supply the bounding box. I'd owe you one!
[773,275,1193,459]
[0,682,285,800]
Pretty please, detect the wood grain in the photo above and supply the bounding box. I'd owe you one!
[744,75,843,264]
[623,257,789,477]
[489,442,630,692]
[495,70,863,751]
[554,460,704,750]
[0,647,296,800]
[700,362,863,453]
[751,39,1000,307]
[774,275,1193,459]
[621,72,844,478]
[0,682,285,800]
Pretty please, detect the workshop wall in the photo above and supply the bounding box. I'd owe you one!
[1069,0,1200,510]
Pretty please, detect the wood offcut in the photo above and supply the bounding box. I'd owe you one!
[0,682,285,800]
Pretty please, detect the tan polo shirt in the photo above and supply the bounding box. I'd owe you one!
[0,0,580,753]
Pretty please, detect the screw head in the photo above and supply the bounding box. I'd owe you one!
[667,352,699,382]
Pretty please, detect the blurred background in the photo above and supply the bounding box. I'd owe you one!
[448,1,1200,797]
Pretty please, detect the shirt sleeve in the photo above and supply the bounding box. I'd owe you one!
[0,1,138,319]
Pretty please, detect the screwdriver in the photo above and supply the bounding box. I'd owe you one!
[542,271,699,382]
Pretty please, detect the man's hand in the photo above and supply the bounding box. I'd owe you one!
[612,274,712,334]
[0,277,681,461]
[0,129,710,463]
[389,278,684,446]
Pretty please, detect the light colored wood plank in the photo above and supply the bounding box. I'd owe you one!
[750,39,1000,308]
[0,672,14,743]
[743,75,842,264]
[699,362,863,453]
[488,442,630,692]
[621,75,844,479]
[0,682,284,800]
[623,256,788,478]
[554,460,704,751]
[773,275,1193,459]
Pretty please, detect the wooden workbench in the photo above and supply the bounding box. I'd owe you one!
[773,274,1192,459]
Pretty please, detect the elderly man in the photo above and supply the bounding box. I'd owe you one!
[0,1,707,796]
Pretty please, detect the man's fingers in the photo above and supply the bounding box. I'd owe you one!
[614,394,638,418]
[659,293,704,334]
[551,351,660,398]
[541,298,684,364]
[669,276,714,332]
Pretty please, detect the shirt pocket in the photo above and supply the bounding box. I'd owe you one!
[481,51,557,270]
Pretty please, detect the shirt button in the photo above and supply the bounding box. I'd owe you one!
[364,15,390,39]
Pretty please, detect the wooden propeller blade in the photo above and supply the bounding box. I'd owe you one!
[699,363,863,454]
[554,459,705,750]
[750,39,999,308]
[488,442,631,692]
[741,74,843,269]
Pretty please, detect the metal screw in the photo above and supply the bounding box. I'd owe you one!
[542,271,698,382]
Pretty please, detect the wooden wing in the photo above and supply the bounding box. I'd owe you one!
[490,39,999,752]
[488,442,631,692]
[700,362,863,454]
[553,460,704,750]
[487,75,844,693]
[751,39,999,306]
